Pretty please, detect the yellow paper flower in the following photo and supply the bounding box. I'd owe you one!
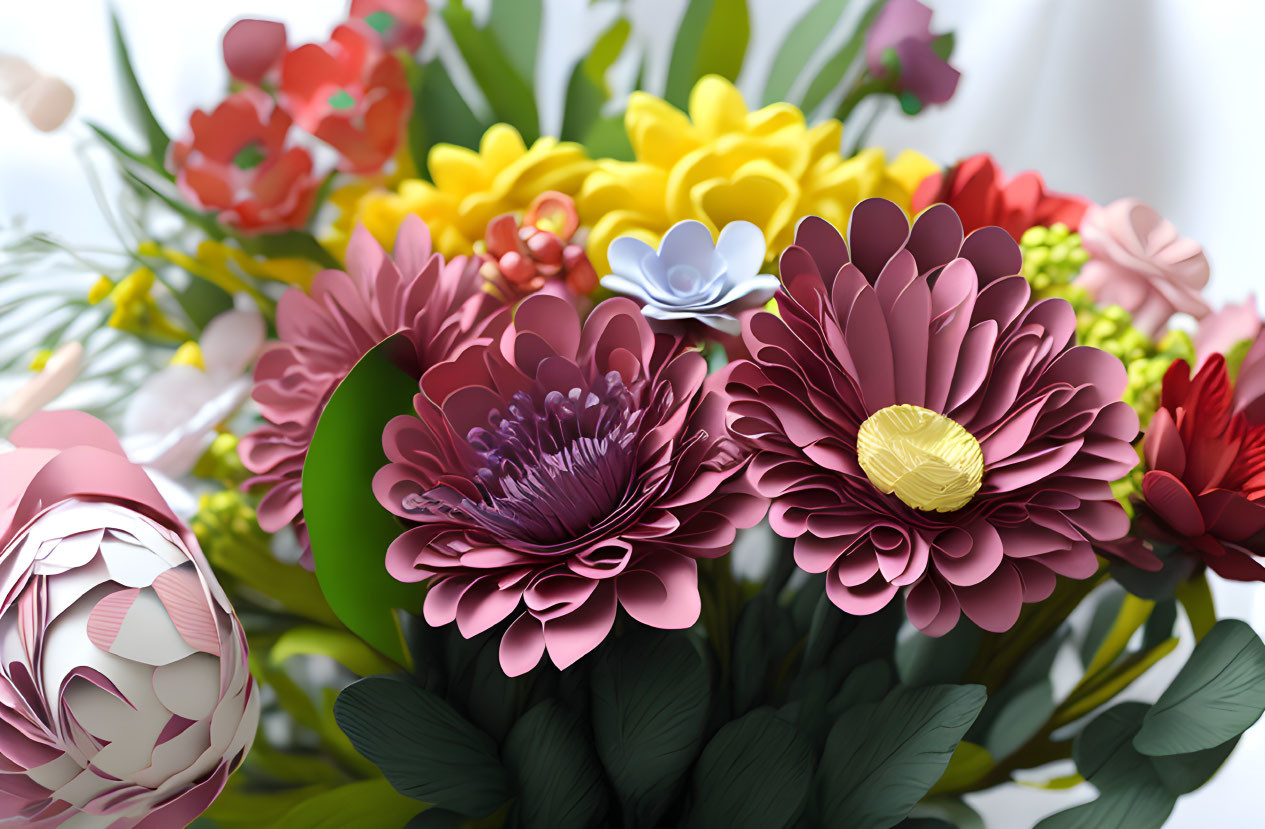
[578,75,938,273]
[327,124,595,260]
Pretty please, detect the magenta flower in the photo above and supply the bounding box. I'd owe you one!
[727,199,1139,635]
[373,294,767,675]
[239,217,506,568]
[866,0,960,107]
[1075,198,1211,337]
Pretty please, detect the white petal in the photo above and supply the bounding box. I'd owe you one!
[200,309,266,376]
[606,235,657,279]
[715,220,768,280]
[656,220,718,274]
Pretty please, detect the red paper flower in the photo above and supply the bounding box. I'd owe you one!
[373,294,766,675]
[482,191,598,301]
[350,0,429,53]
[169,90,317,234]
[913,154,1090,242]
[1138,343,1265,579]
[280,22,411,174]
[727,200,1139,635]
[240,217,506,568]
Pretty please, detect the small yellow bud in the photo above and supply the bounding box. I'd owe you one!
[88,276,114,304]
[170,341,206,370]
[28,349,53,371]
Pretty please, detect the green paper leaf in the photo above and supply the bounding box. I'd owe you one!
[684,708,814,829]
[986,679,1054,762]
[1079,587,1125,669]
[664,0,749,108]
[1150,736,1238,795]
[1175,573,1216,641]
[237,230,342,270]
[109,10,170,166]
[490,0,542,84]
[270,625,397,677]
[817,684,987,829]
[1039,703,1175,829]
[1134,619,1265,756]
[827,659,891,718]
[303,336,426,669]
[762,0,854,106]
[272,778,427,828]
[335,676,511,816]
[408,58,489,174]
[1141,599,1178,652]
[896,623,979,687]
[503,701,610,829]
[591,630,711,827]
[441,0,540,143]
[799,0,887,115]
[931,32,955,62]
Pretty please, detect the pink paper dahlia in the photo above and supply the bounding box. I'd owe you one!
[373,293,766,675]
[726,199,1140,635]
[239,216,506,567]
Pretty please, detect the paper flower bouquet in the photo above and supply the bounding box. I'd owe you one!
[3,1,1264,827]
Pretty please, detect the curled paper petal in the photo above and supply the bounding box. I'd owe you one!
[0,412,257,827]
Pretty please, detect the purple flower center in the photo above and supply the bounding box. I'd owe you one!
[453,371,644,544]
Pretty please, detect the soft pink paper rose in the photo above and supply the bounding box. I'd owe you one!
[1075,198,1211,337]
[0,411,258,827]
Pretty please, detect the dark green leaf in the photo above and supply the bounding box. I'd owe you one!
[1134,619,1265,755]
[561,19,631,145]
[799,0,887,115]
[172,270,234,331]
[730,592,777,714]
[1039,703,1175,829]
[685,708,814,829]
[335,676,510,816]
[591,630,711,827]
[1110,541,1198,600]
[897,623,979,687]
[827,659,891,718]
[504,701,609,829]
[490,0,542,84]
[406,809,465,828]
[86,121,166,176]
[817,684,987,829]
[1150,737,1238,795]
[1141,599,1178,653]
[110,10,170,165]
[762,0,855,105]
[581,116,635,162]
[985,679,1054,761]
[1079,587,1126,669]
[441,0,540,142]
[303,336,426,668]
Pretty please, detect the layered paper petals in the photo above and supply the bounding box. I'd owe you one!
[727,200,1137,635]
[0,412,257,827]
[240,217,506,567]
[375,294,765,675]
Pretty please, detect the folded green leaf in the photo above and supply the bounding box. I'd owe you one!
[504,701,610,829]
[762,0,855,106]
[270,625,398,677]
[335,676,510,816]
[799,0,887,115]
[684,708,814,829]
[1134,619,1265,756]
[591,630,711,827]
[817,683,987,829]
[304,335,427,669]
[408,58,489,173]
[927,741,992,797]
[665,0,750,108]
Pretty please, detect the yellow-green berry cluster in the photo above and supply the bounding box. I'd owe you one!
[191,488,272,569]
[192,432,251,488]
[1020,223,1089,298]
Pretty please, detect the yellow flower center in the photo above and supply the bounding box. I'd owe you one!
[856,404,984,513]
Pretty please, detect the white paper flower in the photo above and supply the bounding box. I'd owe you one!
[602,220,780,335]
[0,411,258,827]
[123,309,265,477]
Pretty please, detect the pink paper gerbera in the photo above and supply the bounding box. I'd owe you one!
[373,294,766,675]
[239,217,505,567]
[726,199,1140,635]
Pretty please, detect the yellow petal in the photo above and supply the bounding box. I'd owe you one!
[688,75,749,139]
[626,91,700,169]
[479,123,528,172]
[429,145,487,196]
[585,210,664,275]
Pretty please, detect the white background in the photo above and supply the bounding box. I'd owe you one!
[2,1,1264,826]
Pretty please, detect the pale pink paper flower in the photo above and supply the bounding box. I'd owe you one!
[1195,295,1261,367]
[0,53,74,132]
[1075,198,1211,337]
[0,411,258,827]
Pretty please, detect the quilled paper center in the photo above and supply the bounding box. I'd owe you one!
[856,404,984,512]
